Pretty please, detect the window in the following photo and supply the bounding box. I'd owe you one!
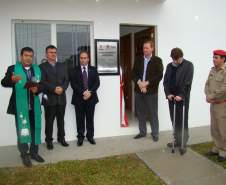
[57,24,90,68]
[13,20,93,67]
[14,23,51,64]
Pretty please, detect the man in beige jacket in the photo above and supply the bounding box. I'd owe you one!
[205,49,226,162]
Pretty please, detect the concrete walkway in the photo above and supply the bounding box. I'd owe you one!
[137,148,226,185]
[1,126,226,185]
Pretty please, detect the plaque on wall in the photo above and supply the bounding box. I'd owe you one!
[95,39,119,75]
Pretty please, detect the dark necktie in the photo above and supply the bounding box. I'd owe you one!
[82,66,88,90]
[26,68,32,81]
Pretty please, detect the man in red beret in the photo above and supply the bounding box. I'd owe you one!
[205,49,226,162]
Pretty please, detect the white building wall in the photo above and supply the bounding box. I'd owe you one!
[0,0,225,146]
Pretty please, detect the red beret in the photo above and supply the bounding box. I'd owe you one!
[213,50,226,56]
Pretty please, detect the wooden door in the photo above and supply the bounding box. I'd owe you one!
[134,27,156,58]
[120,34,132,111]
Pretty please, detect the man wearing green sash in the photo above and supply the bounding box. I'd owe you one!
[1,47,45,167]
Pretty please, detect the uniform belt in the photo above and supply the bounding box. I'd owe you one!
[213,100,225,104]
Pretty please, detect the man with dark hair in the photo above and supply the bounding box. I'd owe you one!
[132,40,163,141]
[1,47,45,167]
[205,50,226,162]
[39,45,69,150]
[69,51,100,146]
[163,47,194,152]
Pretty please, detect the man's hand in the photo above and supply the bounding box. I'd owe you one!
[29,87,38,94]
[137,80,149,89]
[167,94,174,101]
[83,90,92,100]
[55,86,63,95]
[11,75,22,83]
[174,96,182,102]
[141,87,147,94]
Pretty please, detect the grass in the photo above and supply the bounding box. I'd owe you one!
[0,154,165,185]
[190,142,226,169]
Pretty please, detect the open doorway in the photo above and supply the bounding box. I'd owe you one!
[119,24,157,125]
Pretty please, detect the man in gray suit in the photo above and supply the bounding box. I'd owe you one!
[39,45,69,150]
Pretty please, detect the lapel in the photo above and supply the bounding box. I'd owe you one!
[88,66,92,87]
[47,62,57,75]
[146,56,153,71]
[78,66,83,82]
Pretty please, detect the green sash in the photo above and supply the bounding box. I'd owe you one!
[14,61,42,144]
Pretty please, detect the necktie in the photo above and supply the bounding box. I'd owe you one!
[82,66,88,90]
[26,69,32,81]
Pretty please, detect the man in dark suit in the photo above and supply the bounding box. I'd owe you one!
[132,40,163,141]
[1,47,44,167]
[39,45,69,150]
[69,51,100,146]
[163,48,193,152]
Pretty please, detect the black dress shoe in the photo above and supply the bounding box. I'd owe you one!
[58,139,69,147]
[218,156,226,162]
[152,136,159,142]
[134,134,146,139]
[87,138,96,145]
[77,139,83,146]
[31,154,45,163]
[21,154,32,167]
[206,151,218,157]
[46,142,54,150]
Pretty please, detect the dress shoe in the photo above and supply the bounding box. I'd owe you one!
[152,136,159,142]
[58,139,69,147]
[21,154,32,167]
[167,142,180,148]
[77,139,83,146]
[46,142,54,150]
[31,154,45,163]
[134,134,146,139]
[87,138,96,145]
[218,156,226,162]
[206,151,218,157]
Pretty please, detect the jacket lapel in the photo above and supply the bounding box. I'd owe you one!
[47,62,56,75]
[88,66,92,88]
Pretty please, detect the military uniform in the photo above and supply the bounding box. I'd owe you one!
[205,64,226,158]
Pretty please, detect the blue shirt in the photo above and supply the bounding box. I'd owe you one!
[142,56,151,81]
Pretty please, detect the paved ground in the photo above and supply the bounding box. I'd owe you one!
[0,126,210,168]
[2,126,225,185]
[137,148,226,185]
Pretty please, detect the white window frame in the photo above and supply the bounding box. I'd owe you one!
[11,20,94,65]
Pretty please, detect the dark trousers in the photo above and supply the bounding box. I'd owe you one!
[15,110,38,156]
[74,102,96,140]
[44,105,66,143]
[168,98,190,146]
[135,93,159,137]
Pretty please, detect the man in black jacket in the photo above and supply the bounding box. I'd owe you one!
[132,40,163,141]
[163,48,194,150]
[69,51,100,146]
[1,47,44,167]
[39,45,69,150]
